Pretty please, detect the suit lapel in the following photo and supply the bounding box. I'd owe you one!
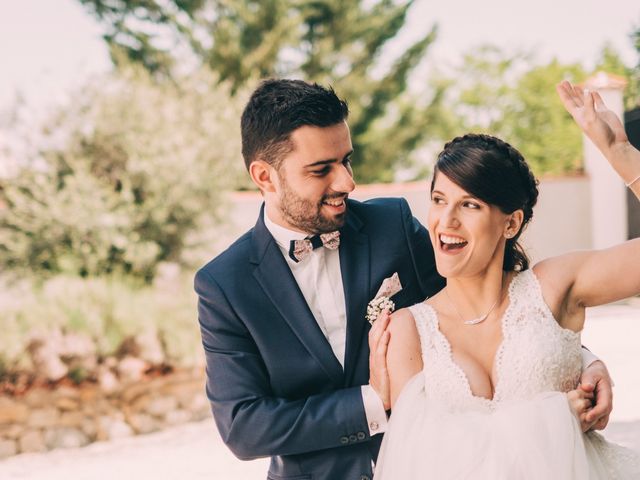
[250,207,344,385]
[339,207,371,384]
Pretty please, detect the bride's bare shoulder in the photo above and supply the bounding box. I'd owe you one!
[388,307,420,344]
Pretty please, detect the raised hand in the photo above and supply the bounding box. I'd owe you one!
[556,80,628,155]
[557,80,640,192]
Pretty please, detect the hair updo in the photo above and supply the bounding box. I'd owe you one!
[430,133,539,272]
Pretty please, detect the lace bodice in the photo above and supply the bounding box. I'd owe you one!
[409,269,582,413]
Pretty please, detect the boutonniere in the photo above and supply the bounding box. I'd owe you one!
[366,272,402,325]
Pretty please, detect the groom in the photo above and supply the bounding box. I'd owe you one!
[195,79,612,480]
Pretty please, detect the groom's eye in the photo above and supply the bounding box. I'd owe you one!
[311,167,331,176]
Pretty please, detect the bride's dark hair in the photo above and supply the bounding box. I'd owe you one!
[431,133,539,272]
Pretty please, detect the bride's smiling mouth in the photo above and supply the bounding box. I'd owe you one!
[439,233,468,254]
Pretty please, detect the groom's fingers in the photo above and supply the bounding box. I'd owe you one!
[374,328,390,364]
[593,416,608,430]
[369,310,388,351]
[579,413,597,433]
[585,380,613,428]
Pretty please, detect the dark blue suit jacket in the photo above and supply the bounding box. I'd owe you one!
[195,197,444,480]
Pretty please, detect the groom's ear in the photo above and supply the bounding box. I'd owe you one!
[249,160,278,193]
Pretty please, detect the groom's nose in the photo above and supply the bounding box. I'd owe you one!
[332,163,356,193]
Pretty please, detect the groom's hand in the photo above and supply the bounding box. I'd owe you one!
[567,385,595,432]
[579,360,613,431]
[369,309,392,410]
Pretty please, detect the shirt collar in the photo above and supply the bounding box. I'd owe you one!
[263,210,309,251]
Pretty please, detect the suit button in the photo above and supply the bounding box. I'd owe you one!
[349,434,357,443]
[357,431,366,440]
[360,476,371,480]
[340,436,349,444]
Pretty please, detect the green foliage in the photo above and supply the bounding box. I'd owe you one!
[594,43,640,109]
[68,366,90,384]
[78,0,449,182]
[0,65,244,280]
[0,273,202,372]
[446,46,587,175]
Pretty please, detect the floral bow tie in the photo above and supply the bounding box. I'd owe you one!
[288,231,340,263]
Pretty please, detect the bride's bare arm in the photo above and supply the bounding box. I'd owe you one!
[386,309,423,408]
[535,82,640,331]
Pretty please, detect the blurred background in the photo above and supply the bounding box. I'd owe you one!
[0,0,639,478]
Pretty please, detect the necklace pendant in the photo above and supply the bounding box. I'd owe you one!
[464,314,488,325]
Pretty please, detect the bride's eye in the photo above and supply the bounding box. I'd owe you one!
[463,201,480,209]
[432,196,445,205]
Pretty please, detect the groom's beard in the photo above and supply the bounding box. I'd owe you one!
[278,180,347,234]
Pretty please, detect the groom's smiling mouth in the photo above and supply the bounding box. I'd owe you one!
[322,195,348,213]
[439,233,468,253]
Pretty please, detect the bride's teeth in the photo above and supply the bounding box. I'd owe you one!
[440,234,466,244]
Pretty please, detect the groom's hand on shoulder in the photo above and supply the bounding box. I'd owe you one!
[369,309,392,410]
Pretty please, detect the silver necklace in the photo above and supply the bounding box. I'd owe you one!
[445,283,502,326]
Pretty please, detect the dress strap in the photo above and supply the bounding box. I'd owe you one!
[407,303,436,365]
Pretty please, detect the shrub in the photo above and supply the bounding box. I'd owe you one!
[0,65,246,281]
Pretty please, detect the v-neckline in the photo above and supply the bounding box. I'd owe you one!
[424,272,521,403]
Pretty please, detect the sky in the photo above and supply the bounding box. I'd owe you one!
[0,0,638,112]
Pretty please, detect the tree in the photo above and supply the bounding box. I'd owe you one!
[593,43,639,109]
[0,65,244,281]
[78,0,450,182]
[445,46,587,175]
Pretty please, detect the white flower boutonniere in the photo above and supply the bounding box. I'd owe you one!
[366,296,395,325]
[366,272,403,325]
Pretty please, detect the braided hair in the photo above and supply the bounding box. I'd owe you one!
[431,133,539,271]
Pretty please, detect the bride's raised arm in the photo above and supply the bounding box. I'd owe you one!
[534,82,640,332]
[556,80,640,199]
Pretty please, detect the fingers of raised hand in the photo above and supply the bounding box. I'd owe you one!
[592,91,607,112]
[556,81,580,111]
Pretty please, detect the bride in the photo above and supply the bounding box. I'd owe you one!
[369,81,640,478]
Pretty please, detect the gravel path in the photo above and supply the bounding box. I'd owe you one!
[1,304,638,479]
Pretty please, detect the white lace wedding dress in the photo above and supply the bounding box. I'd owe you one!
[374,269,640,479]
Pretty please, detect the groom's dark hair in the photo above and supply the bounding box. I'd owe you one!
[241,79,349,171]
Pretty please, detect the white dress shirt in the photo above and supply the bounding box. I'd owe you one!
[264,213,388,436]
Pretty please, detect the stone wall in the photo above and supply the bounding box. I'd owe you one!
[0,368,210,459]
